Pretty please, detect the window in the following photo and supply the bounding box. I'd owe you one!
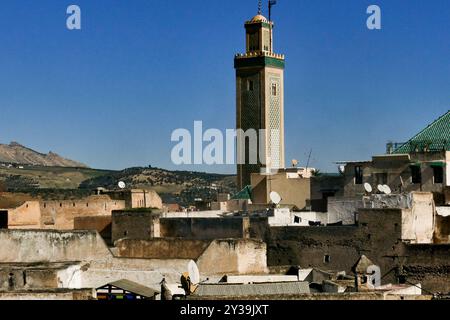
[354,166,363,185]
[410,165,422,184]
[247,80,254,91]
[432,165,444,184]
[375,173,388,185]
[324,255,331,263]
[271,83,277,96]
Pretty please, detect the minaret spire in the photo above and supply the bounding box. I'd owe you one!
[258,0,262,15]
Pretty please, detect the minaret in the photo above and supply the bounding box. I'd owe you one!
[235,8,285,190]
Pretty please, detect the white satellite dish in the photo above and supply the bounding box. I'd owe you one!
[383,185,392,195]
[338,165,345,174]
[187,260,200,285]
[118,181,126,189]
[377,185,384,193]
[291,159,299,167]
[364,183,372,193]
[270,191,282,205]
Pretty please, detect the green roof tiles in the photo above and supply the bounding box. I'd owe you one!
[394,110,450,153]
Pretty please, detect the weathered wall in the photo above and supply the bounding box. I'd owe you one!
[159,217,246,240]
[401,193,435,244]
[115,238,267,276]
[106,189,163,209]
[73,216,112,244]
[115,238,211,260]
[40,196,125,229]
[196,239,267,275]
[0,230,110,263]
[0,229,196,293]
[111,210,160,244]
[7,201,41,229]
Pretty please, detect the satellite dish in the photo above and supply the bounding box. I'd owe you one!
[377,185,384,193]
[118,181,126,189]
[291,159,299,167]
[187,260,200,285]
[270,191,282,205]
[364,183,372,193]
[383,185,392,195]
[338,165,345,174]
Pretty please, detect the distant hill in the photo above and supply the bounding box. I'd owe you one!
[0,142,87,168]
[0,163,237,206]
[79,166,237,206]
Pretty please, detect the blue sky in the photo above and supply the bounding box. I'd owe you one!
[0,0,449,173]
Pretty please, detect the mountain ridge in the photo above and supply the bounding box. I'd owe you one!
[0,141,88,168]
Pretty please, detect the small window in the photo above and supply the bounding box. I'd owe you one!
[410,165,422,184]
[271,83,277,96]
[247,80,254,91]
[324,255,331,263]
[354,166,363,185]
[432,166,444,184]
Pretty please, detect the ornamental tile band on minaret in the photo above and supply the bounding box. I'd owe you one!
[235,11,286,189]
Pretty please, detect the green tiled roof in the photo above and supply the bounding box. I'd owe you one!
[231,185,252,200]
[394,110,450,154]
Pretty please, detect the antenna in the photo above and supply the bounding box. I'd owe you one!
[118,181,126,189]
[305,149,312,171]
[270,191,282,205]
[364,183,372,194]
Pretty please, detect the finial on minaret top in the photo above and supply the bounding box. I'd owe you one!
[258,0,262,15]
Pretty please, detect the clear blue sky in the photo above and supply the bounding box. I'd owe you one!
[0,0,449,173]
